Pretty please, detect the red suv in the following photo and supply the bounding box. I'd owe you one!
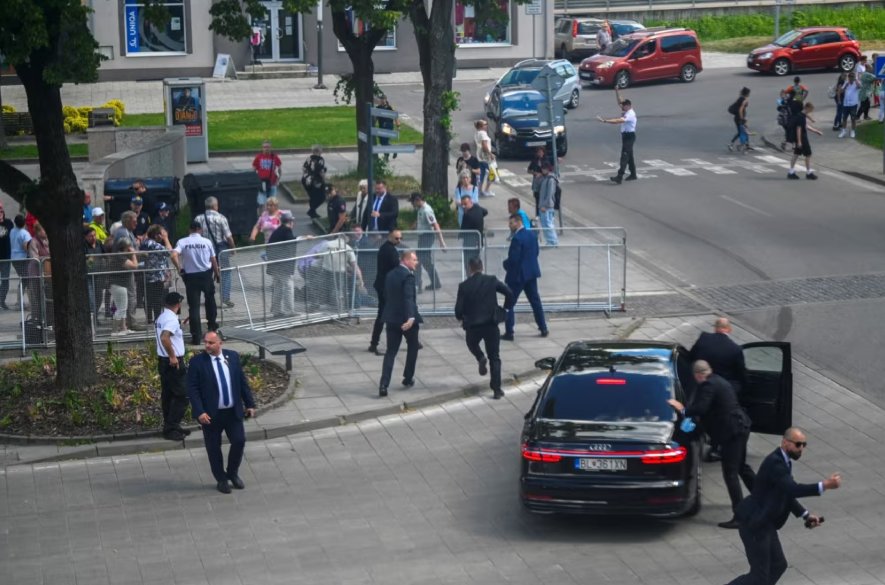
[747,27,861,76]
[579,28,702,89]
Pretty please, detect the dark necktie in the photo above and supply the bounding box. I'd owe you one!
[216,357,231,407]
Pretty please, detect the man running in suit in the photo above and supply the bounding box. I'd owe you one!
[188,331,256,494]
[378,250,422,397]
[455,257,514,399]
[369,229,402,355]
[502,213,548,341]
[727,427,842,585]
[668,360,755,529]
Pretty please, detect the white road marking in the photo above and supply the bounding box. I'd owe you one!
[497,168,517,178]
[720,195,773,217]
[643,159,696,176]
[653,322,692,341]
[682,159,738,174]
[754,154,785,164]
[734,163,776,174]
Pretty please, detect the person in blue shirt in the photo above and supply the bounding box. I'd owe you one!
[507,198,531,230]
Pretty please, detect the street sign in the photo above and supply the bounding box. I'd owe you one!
[531,67,564,93]
[525,0,542,15]
[371,127,399,139]
[369,107,399,120]
[876,55,885,79]
[358,130,368,142]
[538,100,565,126]
[374,144,416,155]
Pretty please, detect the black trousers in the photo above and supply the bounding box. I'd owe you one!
[307,186,325,216]
[183,270,217,343]
[465,323,502,391]
[200,408,246,483]
[416,233,440,289]
[859,98,871,119]
[721,429,756,514]
[727,523,788,585]
[617,131,636,178]
[158,357,188,432]
[145,281,166,324]
[380,322,420,388]
[371,287,386,347]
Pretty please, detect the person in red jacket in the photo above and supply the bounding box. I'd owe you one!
[252,140,282,214]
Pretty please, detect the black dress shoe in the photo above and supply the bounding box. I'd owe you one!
[501,333,514,341]
[492,389,504,400]
[610,176,622,185]
[227,474,245,490]
[478,358,488,376]
[417,342,424,350]
[625,174,638,181]
[402,378,415,388]
[718,519,740,529]
[368,343,378,353]
[177,427,192,437]
[163,429,185,441]
[425,284,441,290]
[379,386,388,397]
[539,330,549,338]
[704,449,722,463]
[216,481,232,494]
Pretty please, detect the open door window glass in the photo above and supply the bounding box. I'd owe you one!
[741,342,793,435]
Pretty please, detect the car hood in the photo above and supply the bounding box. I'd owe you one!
[531,419,675,444]
[580,54,623,69]
[500,111,545,128]
[750,44,780,55]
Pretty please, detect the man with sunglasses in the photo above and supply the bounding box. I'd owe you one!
[726,427,842,585]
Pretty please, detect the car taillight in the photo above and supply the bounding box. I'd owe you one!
[572,21,578,38]
[641,446,687,465]
[596,378,626,385]
[521,443,562,462]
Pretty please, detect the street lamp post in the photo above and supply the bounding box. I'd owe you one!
[314,1,326,90]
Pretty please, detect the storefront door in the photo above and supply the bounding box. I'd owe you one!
[253,2,301,61]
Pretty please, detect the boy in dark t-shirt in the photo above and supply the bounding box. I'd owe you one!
[455,142,481,188]
[787,102,823,181]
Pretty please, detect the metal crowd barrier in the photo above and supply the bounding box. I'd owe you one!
[0,227,626,350]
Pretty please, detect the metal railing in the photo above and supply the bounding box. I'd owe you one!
[0,228,627,349]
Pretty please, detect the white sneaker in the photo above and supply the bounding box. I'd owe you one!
[850,130,856,138]
[111,329,131,337]
[838,129,846,138]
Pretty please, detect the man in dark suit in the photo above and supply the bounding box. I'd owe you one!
[378,250,422,397]
[668,360,755,528]
[369,229,402,355]
[455,258,513,399]
[689,317,748,462]
[363,179,399,233]
[459,195,487,271]
[727,427,842,585]
[188,331,256,494]
[502,213,548,341]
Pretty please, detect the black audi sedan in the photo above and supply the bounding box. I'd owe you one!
[520,340,792,517]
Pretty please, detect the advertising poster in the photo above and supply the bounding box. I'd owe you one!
[171,86,203,137]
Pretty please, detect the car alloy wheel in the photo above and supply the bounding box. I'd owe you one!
[839,54,857,72]
[680,64,696,82]
[773,58,790,76]
[568,88,580,109]
[614,70,630,89]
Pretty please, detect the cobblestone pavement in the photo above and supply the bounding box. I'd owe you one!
[2,314,885,585]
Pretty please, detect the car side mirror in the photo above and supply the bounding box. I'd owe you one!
[535,357,555,370]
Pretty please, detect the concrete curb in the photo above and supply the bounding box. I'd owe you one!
[760,132,885,187]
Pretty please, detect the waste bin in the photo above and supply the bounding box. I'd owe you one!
[104,177,181,224]
[183,171,260,238]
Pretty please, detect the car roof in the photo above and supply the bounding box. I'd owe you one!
[512,58,570,70]
[794,26,847,32]
[610,19,644,25]
[555,340,677,374]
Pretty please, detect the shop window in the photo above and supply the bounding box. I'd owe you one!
[122,0,187,56]
[455,0,510,45]
[337,7,397,51]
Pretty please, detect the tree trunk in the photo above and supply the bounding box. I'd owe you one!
[15,63,97,389]
[331,10,387,176]
[410,0,456,199]
[0,79,7,150]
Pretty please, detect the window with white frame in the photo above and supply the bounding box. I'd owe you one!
[122,0,187,56]
[455,0,511,45]
[337,7,396,51]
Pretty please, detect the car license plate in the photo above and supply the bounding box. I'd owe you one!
[576,458,627,471]
[580,72,592,79]
[526,141,547,147]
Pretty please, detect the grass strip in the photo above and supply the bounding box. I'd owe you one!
[856,121,884,151]
[0,143,88,160]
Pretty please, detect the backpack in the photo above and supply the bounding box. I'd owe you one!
[554,182,562,211]
[776,106,789,128]
[727,98,742,116]
[301,156,325,189]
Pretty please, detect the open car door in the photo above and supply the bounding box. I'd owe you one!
[741,342,792,435]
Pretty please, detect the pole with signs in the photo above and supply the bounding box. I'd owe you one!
[358,103,417,217]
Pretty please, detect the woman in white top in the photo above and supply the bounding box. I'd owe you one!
[453,170,479,226]
[473,119,494,197]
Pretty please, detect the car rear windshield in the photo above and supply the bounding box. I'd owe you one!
[578,22,600,35]
[500,68,541,86]
[538,373,675,422]
[602,38,639,57]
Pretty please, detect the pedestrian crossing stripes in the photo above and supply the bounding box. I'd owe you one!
[494,149,794,187]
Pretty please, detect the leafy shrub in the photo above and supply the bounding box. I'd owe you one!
[1,105,14,113]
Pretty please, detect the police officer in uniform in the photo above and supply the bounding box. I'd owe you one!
[156,291,190,441]
[171,221,220,346]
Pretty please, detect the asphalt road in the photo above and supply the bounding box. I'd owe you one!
[386,66,885,409]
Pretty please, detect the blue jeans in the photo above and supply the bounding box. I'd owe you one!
[540,209,558,246]
[478,162,489,190]
[737,123,748,146]
[505,278,547,336]
[833,100,844,127]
